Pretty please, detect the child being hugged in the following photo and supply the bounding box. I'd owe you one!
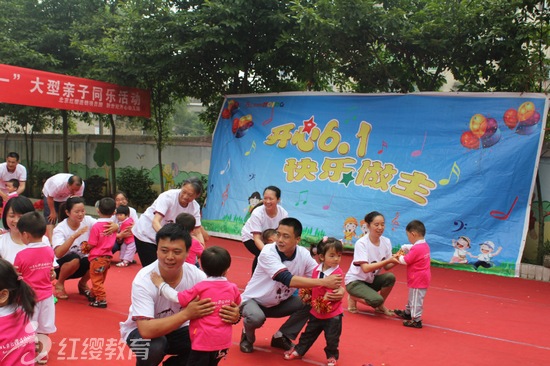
[285,237,344,366]
[175,213,205,267]
[151,245,241,366]
[0,258,37,366]
[85,197,117,308]
[115,205,135,267]
[393,220,431,329]
[14,211,55,364]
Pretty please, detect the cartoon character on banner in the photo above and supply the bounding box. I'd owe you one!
[243,191,261,221]
[468,241,503,270]
[343,217,358,246]
[449,236,471,264]
[359,219,368,238]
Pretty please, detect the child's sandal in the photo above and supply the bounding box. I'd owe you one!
[116,260,130,267]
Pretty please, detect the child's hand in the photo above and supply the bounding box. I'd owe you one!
[80,241,91,254]
[50,268,57,281]
[150,272,164,288]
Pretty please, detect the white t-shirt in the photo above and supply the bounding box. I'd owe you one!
[132,190,201,244]
[52,216,97,259]
[0,163,26,193]
[345,235,393,285]
[42,173,85,202]
[241,243,317,308]
[241,205,288,242]
[0,232,51,264]
[119,261,206,342]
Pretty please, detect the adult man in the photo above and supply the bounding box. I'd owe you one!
[120,224,240,366]
[0,152,27,196]
[42,173,85,225]
[239,217,343,353]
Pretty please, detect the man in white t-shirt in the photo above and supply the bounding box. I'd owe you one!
[239,217,344,354]
[120,223,239,366]
[0,152,27,196]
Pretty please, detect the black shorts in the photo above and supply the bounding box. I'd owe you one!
[55,252,90,279]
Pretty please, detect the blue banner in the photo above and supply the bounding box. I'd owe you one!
[203,93,549,277]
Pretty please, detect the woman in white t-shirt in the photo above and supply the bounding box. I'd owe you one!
[241,186,288,274]
[132,177,205,267]
[344,211,397,316]
[0,196,36,263]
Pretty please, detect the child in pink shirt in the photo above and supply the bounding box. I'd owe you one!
[393,220,431,329]
[151,245,241,366]
[175,212,204,267]
[0,258,37,366]
[84,197,117,309]
[14,211,55,364]
[0,178,19,218]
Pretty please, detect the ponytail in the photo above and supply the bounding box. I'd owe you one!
[0,259,36,320]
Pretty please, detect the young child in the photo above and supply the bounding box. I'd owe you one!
[468,240,503,270]
[285,237,344,366]
[175,212,204,267]
[0,178,19,218]
[262,228,277,244]
[84,197,117,308]
[115,205,135,267]
[151,245,241,366]
[14,211,56,364]
[393,220,431,328]
[0,258,37,365]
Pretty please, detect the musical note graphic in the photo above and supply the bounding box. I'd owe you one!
[439,162,460,186]
[411,132,427,157]
[220,159,230,175]
[377,140,388,154]
[221,184,230,206]
[262,107,275,126]
[391,212,400,231]
[490,196,518,220]
[323,194,334,210]
[452,220,468,232]
[248,173,256,181]
[244,141,256,156]
[295,190,308,206]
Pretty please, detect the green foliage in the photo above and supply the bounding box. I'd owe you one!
[117,167,157,211]
[83,175,108,206]
[93,143,120,167]
[30,167,55,198]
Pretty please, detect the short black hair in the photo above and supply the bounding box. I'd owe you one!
[156,223,192,250]
[116,205,130,216]
[7,179,19,189]
[17,211,47,238]
[97,197,116,216]
[279,217,302,237]
[6,152,20,160]
[2,195,34,229]
[200,246,231,277]
[406,220,426,236]
[68,175,83,186]
[175,213,196,231]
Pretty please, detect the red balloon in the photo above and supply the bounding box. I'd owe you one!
[461,131,480,150]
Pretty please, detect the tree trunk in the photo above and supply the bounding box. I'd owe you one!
[109,114,117,195]
[62,110,69,172]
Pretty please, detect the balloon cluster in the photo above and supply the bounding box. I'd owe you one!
[460,114,501,150]
[503,101,541,135]
[221,100,239,119]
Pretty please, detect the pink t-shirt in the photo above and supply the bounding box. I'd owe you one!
[88,219,117,261]
[403,241,431,289]
[185,238,204,265]
[118,217,135,245]
[177,278,241,351]
[0,306,36,365]
[310,264,344,320]
[14,241,54,301]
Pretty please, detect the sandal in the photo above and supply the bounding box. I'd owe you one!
[116,260,130,267]
[54,287,68,300]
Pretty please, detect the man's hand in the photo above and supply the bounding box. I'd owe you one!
[322,274,342,289]
[185,296,215,319]
[48,211,57,224]
[219,302,240,324]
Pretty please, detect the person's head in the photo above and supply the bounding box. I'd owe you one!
[156,224,191,274]
[344,217,358,232]
[59,196,86,223]
[114,191,129,207]
[248,191,261,206]
[96,197,116,217]
[67,175,83,195]
[262,228,277,244]
[178,177,203,208]
[5,152,20,173]
[17,211,47,243]
[200,246,231,277]
[2,195,35,232]
[276,217,302,257]
[364,211,385,239]
[116,205,130,222]
[454,236,471,249]
[480,241,495,253]
[309,243,319,263]
[175,213,196,232]
[6,179,19,193]
[0,258,36,319]
[406,220,426,244]
[316,236,343,268]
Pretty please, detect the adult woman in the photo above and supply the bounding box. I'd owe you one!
[114,191,139,222]
[0,196,36,263]
[132,177,205,267]
[112,191,138,262]
[52,196,116,300]
[344,211,397,316]
[241,186,288,273]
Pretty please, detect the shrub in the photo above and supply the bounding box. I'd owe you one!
[83,175,108,206]
[117,167,156,211]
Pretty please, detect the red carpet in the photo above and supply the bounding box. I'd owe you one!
[46,237,550,366]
